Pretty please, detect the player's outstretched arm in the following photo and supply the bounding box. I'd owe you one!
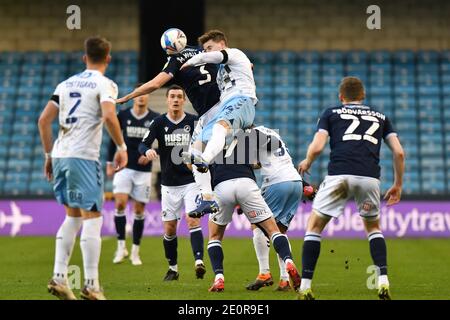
[298,131,328,176]
[38,102,59,181]
[180,51,225,70]
[101,101,128,171]
[384,135,405,206]
[116,72,172,104]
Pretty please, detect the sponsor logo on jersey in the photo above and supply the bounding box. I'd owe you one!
[126,126,148,138]
[247,209,267,218]
[164,133,190,146]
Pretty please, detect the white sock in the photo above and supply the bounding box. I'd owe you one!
[195,259,204,266]
[253,228,271,274]
[300,278,312,291]
[201,123,228,163]
[193,164,213,195]
[118,240,126,249]
[53,216,83,283]
[215,273,224,281]
[277,254,289,281]
[378,275,389,287]
[80,216,103,290]
[169,265,178,272]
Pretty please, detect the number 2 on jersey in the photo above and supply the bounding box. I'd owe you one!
[66,92,81,124]
[340,114,380,145]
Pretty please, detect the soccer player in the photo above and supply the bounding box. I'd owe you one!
[244,126,303,292]
[38,37,127,300]
[297,77,405,300]
[180,30,258,217]
[138,85,206,280]
[106,83,160,266]
[194,130,301,292]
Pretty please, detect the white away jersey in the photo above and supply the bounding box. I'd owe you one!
[50,69,118,161]
[217,48,257,103]
[255,126,302,189]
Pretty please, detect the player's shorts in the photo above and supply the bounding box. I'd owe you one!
[313,174,381,220]
[210,177,273,226]
[161,182,200,222]
[52,157,104,211]
[190,102,221,146]
[261,180,302,228]
[112,168,151,203]
[200,95,256,144]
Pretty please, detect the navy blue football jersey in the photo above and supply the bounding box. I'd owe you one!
[139,113,197,186]
[210,130,257,189]
[317,104,397,179]
[162,46,220,117]
[107,107,160,172]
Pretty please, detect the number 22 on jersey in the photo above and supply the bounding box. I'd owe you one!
[340,114,380,145]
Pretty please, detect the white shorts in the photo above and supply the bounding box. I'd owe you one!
[209,178,273,226]
[313,175,381,220]
[161,183,200,222]
[113,168,152,203]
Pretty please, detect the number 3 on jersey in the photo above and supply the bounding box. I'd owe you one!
[340,114,380,145]
[66,92,82,124]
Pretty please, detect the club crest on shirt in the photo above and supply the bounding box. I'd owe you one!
[127,120,131,125]
[184,125,191,133]
[144,120,152,128]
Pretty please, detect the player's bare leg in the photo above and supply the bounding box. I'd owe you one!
[113,193,129,263]
[130,201,146,266]
[186,215,206,279]
[79,209,105,300]
[256,218,301,291]
[298,210,330,300]
[163,220,179,281]
[207,221,226,292]
[48,206,82,300]
[364,217,391,300]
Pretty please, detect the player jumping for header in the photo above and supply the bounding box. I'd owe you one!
[297,77,405,300]
[180,30,258,217]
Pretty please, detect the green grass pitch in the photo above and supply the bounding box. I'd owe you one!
[0,237,449,300]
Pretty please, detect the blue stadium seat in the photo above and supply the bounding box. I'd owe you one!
[393,50,415,65]
[297,51,320,64]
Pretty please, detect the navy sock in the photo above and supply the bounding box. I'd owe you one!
[302,232,322,279]
[163,234,178,267]
[114,210,126,240]
[207,240,224,275]
[132,214,145,245]
[189,227,204,261]
[368,232,388,275]
[271,232,292,262]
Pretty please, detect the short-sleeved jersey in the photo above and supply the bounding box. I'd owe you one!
[317,104,397,179]
[139,112,197,187]
[253,126,302,189]
[50,69,118,161]
[107,107,160,172]
[162,46,220,117]
[217,48,257,104]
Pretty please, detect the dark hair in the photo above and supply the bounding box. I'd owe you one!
[84,36,111,63]
[339,76,365,101]
[166,84,185,98]
[198,29,228,46]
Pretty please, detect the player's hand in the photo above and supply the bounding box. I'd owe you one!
[298,159,311,176]
[114,150,128,172]
[384,184,402,206]
[145,149,159,161]
[180,63,191,71]
[138,155,151,166]
[44,158,53,181]
[116,96,130,105]
[106,162,115,177]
